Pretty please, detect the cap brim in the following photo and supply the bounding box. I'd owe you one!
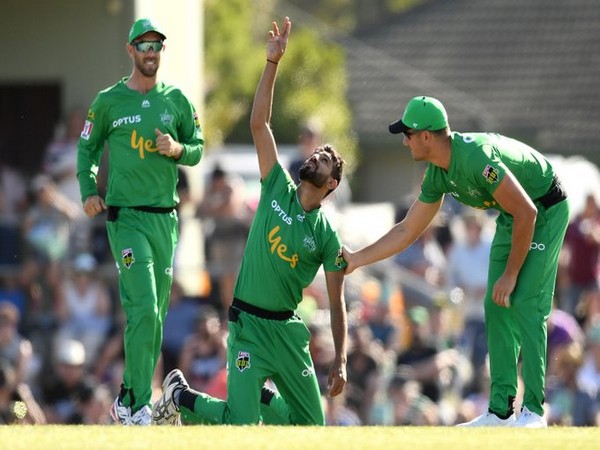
[130,31,167,43]
[389,119,409,134]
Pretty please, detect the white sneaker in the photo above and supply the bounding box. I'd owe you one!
[152,369,189,425]
[457,411,516,427]
[511,406,547,428]
[130,405,152,426]
[110,397,131,425]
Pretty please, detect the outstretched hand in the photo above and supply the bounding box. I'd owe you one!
[266,16,291,63]
[342,247,358,275]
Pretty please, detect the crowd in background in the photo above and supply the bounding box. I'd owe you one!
[1,113,600,425]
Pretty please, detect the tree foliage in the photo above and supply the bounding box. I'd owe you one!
[203,0,357,167]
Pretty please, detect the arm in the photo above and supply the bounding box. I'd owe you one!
[249,17,292,180]
[344,198,442,274]
[324,269,347,397]
[491,171,537,307]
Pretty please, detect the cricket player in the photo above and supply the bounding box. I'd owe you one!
[77,18,204,425]
[152,16,348,426]
[344,96,569,428]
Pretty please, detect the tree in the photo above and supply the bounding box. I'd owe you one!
[204,0,357,167]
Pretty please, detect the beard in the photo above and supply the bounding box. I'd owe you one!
[135,57,159,78]
[298,161,328,188]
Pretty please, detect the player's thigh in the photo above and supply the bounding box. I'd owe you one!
[271,320,325,425]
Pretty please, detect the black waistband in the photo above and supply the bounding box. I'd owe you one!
[535,175,567,209]
[231,298,294,321]
[108,205,175,214]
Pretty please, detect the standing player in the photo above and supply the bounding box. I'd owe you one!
[77,18,204,425]
[344,96,569,428]
[152,16,348,426]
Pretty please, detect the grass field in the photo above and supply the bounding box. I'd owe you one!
[0,426,599,450]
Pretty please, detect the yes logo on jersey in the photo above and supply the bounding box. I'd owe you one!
[482,164,500,184]
[235,351,251,372]
[121,248,135,269]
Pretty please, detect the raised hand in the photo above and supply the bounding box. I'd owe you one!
[266,16,291,64]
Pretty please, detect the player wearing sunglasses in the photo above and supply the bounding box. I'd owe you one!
[77,18,204,425]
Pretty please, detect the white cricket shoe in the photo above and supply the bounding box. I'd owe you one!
[457,411,516,427]
[130,405,152,426]
[152,369,189,425]
[511,406,547,428]
[110,397,131,425]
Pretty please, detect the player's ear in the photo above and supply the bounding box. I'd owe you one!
[327,178,339,191]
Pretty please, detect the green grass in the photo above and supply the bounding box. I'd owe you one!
[0,425,598,450]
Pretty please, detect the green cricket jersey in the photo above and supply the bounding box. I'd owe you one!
[77,77,204,207]
[419,132,555,212]
[234,163,345,311]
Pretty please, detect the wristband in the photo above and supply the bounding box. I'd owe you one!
[267,59,278,65]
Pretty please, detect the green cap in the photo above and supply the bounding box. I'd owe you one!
[389,96,449,134]
[128,18,166,43]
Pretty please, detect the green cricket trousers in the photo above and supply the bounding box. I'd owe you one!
[485,198,569,417]
[179,298,325,425]
[106,206,178,413]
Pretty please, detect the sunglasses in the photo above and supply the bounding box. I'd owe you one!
[403,130,422,139]
[132,41,164,53]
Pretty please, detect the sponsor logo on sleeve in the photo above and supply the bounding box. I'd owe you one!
[482,164,500,184]
[81,120,93,140]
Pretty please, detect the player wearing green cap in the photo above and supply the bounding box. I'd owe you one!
[77,17,204,425]
[344,95,569,428]
[152,16,349,426]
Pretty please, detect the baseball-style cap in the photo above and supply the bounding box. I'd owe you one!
[389,96,449,134]
[128,18,167,43]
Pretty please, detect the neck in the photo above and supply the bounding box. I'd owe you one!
[297,183,324,212]
[429,136,452,171]
[126,72,157,94]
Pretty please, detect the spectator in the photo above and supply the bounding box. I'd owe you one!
[346,324,383,424]
[197,165,250,314]
[178,306,226,393]
[577,321,600,398]
[54,253,112,367]
[561,193,600,325]
[395,306,462,404]
[383,372,439,426]
[0,301,37,386]
[288,121,323,186]
[547,306,585,371]
[446,211,492,371]
[393,209,447,288]
[39,339,92,423]
[0,360,46,424]
[161,280,201,375]
[546,341,599,426]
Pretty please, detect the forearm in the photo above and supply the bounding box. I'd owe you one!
[355,222,420,268]
[504,209,536,277]
[329,298,348,364]
[250,62,277,130]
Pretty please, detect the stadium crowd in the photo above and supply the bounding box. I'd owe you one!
[1,125,600,426]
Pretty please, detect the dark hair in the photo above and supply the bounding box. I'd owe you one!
[317,144,345,197]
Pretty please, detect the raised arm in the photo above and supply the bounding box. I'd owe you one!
[249,16,292,180]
